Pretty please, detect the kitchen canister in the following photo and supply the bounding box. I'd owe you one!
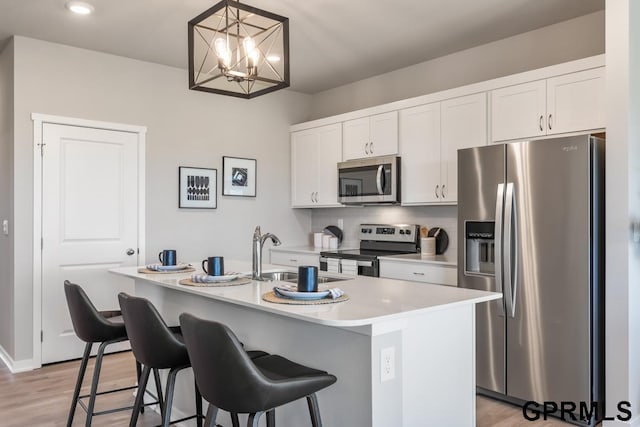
[322,234,331,248]
[421,237,436,256]
[329,237,339,249]
[313,232,324,248]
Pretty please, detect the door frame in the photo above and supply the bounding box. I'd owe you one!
[31,113,146,368]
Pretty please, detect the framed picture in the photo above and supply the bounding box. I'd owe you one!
[179,167,217,209]
[223,156,257,197]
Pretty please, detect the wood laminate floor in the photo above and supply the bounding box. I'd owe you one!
[0,351,582,426]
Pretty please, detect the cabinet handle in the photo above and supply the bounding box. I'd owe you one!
[370,142,374,154]
[539,115,544,131]
[413,272,425,276]
[435,185,440,199]
[290,259,298,263]
[548,114,553,130]
[315,192,319,203]
[441,184,446,198]
[364,143,369,154]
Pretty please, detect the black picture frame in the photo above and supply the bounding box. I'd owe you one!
[223,156,257,197]
[179,166,217,209]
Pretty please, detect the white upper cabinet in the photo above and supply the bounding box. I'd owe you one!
[441,93,487,203]
[399,103,441,204]
[491,80,546,142]
[291,123,342,208]
[491,67,605,143]
[399,93,487,205]
[343,111,398,160]
[546,67,605,135]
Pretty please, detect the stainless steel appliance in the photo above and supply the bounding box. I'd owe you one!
[337,156,400,204]
[457,135,604,426]
[320,224,419,277]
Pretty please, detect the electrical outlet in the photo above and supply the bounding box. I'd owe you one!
[337,218,344,230]
[380,346,395,382]
[2,220,7,236]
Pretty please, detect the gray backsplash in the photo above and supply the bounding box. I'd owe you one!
[311,205,458,259]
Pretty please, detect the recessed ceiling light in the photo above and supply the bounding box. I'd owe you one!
[66,1,94,15]
[267,55,281,62]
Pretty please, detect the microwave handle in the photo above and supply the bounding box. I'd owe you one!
[376,165,384,195]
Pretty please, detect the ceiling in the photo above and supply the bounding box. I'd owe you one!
[0,0,604,94]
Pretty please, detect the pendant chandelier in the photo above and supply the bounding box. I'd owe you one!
[188,0,290,99]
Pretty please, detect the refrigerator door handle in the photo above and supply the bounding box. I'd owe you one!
[494,183,505,317]
[504,182,518,318]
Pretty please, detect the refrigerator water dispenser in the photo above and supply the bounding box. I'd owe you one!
[465,221,495,275]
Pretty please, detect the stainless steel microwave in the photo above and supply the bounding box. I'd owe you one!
[337,156,400,204]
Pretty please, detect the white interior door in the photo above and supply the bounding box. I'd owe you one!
[41,123,140,364]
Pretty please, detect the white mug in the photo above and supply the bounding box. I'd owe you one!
[421,237,436,256]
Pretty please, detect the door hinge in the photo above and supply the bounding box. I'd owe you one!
[40,330,43,342]
[38,143,45,157]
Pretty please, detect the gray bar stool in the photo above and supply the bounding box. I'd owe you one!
[179,313,337,427]
[118,293,270,427]
[63,281,161,427]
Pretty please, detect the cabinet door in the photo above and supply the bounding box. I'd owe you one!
[271,251,320,267]
[546,67,605,135]
[369,111,398,157]
[491,80,546,142]
[315,124,343,207]
[379,260,458,286]
[342,117,370,160]
[441,93,487,203]
[399,103,441,204]
[291,129,318,207]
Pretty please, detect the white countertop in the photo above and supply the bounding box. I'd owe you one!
[111,260,499,328]
[379,253,457,266]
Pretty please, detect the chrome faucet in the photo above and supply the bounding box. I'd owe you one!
[252,225,281,280]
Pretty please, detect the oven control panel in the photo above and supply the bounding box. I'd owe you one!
[359,224,419,243]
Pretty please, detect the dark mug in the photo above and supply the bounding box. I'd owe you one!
[297,266,318,292]
[202,256,224,276]
[158,249,177,266]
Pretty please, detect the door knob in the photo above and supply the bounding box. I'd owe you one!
[126,248,135,256]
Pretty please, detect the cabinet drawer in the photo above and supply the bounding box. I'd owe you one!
[379,260,457,286]
[270,251,319,268]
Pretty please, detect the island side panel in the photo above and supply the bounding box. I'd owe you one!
[135,280,374,427]
[402,304,476,426]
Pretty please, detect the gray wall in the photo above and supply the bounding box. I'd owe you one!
[309,11,605,119]
[0,40,14,358]
[8,36,312,362]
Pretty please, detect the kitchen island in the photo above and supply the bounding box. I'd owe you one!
[111,261,500,427]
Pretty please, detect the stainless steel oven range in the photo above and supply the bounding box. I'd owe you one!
[320,224,420,277]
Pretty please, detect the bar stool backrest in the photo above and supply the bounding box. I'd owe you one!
[64,280,119,343]
[179,313,274,413]
[118,292,188,369]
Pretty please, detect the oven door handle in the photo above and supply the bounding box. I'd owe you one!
[357,260,373,267]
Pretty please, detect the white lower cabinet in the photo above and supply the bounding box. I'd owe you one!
[379,259,457,286]
[270,251,320,268]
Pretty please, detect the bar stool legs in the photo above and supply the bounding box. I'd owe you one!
[306,393,323,427]
[67,342,93,427]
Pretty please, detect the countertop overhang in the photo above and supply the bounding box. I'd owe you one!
[110,260,500,328]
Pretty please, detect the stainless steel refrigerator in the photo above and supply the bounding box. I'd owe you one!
[457,135,604,425]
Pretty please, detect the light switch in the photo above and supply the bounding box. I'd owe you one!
[2,219,8,236]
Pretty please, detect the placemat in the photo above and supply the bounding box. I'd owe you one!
[178,278,252,287]
[262,291,349,305]
[138,267,196,274]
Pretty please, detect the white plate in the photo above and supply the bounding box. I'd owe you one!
[149,263,190,271]
[200,274,241,283]
[274,288,331,300]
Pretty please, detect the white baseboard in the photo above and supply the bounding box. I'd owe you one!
[603,414,640,427]
[0,343,36,373]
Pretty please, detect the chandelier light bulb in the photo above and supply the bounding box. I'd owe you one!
[243,37,256,55]
[214,38,231,68]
